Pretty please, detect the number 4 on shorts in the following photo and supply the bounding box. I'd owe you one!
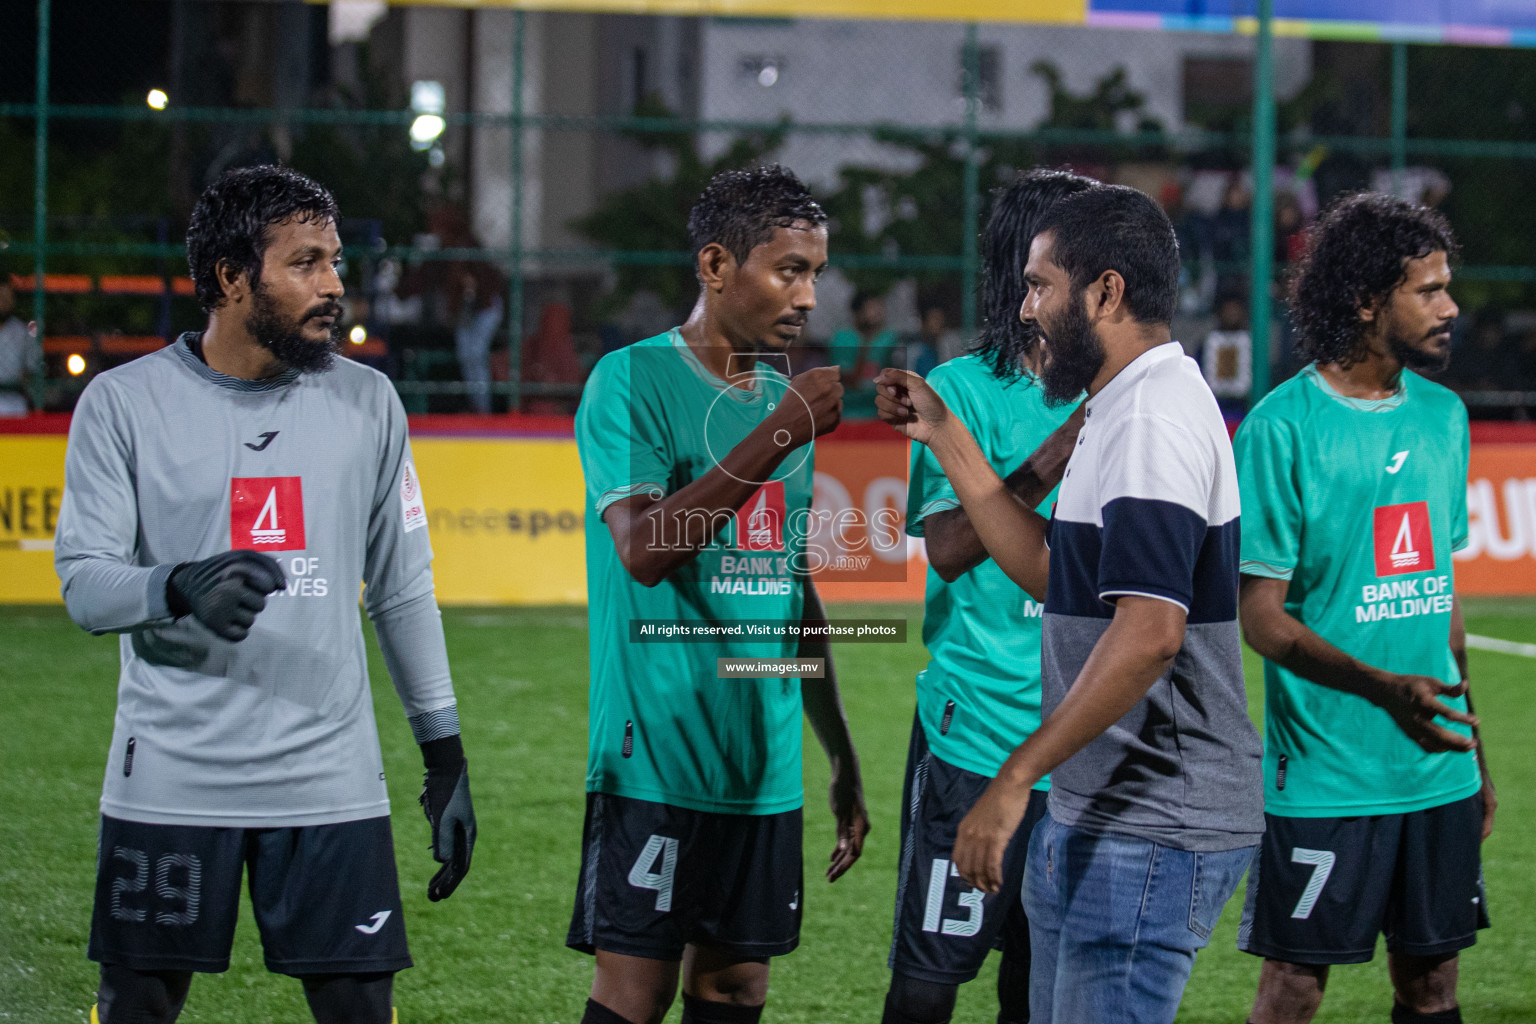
[628,835,679,912]
[1290,847,1336,920]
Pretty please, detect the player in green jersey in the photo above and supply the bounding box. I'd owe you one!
[569,166,869,1024]
[1235,193,1495,1024]
[882,169,1092,1024]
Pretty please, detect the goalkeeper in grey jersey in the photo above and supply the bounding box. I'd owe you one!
[54,166,476,1024]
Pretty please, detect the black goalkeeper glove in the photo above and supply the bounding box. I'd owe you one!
[420,734,476,901]
[166,550,286,642]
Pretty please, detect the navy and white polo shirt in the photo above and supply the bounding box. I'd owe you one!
[1042,341,1264,851]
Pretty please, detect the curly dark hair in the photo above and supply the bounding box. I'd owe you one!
[975,168,1099,381]
[186,165,340,312]
[1036,184,1181,328]
[1290,192,1458,367]
[686,164,826,273]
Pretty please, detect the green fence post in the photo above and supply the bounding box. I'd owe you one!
[31,0,50,411]
[960,23,981,338]
[507,9,526,413]
[1248,0,1275,404]
[1391,41,1408,198]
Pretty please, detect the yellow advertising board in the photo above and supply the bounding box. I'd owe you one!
[0,435,68,604]
[412,437,588,604]
[333,0,1085,26]
[14,423,1536,604]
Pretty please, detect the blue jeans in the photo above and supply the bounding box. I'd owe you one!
[1025,810,1256,1024]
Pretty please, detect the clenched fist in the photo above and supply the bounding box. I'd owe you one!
[766,365,844,450]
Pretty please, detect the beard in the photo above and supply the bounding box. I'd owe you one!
[1389,329,1452,376]
[1038,292,1106,406]
[248,283,342,374]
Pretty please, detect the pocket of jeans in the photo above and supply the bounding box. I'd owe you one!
[1187,846,1256,941]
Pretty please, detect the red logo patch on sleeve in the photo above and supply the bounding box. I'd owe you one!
[231,477,306,551]
[1372,501,1434,576]
[735,480,787,552]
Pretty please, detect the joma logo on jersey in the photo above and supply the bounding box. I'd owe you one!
[735,481,786,552]
[230,477,306,551]
[1372,501,1434,576]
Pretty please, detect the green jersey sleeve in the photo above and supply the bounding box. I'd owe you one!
[906,363,980,537]
[1452,402,1470,552]
[576,350,672,519]
[1234,410,1302,581]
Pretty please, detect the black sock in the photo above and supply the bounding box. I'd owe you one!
[299,973,393,1024]
[881,973,958,1024]
[97,963,193,1024]
[1391,1004,1462,1024]
[995,927,1031,1023]
[680,992,765,1023]
[582,998,637,1024]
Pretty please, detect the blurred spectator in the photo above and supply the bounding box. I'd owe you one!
[829,290,897,418]
[1275,191,1308,267]
[0,281,37,417]
[1211,175,1252,292]
[1199,292,1252,418]
[397,208,506,414]
[1369,167,1451,208]
[517,302,584,416]
[1162,180,1216,315]
[913,300,963,370]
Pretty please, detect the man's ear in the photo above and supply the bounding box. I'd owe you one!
[1358,296,1379,323]
[216,258,250,306]
[696,243,734,293]
[1091,269,1126,321]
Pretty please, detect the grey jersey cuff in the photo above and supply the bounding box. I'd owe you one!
[408,704,462,744]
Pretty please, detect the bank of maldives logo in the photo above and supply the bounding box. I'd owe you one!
[736,481,786,552]
[231,477,306,551]
[1373,501,1434,576]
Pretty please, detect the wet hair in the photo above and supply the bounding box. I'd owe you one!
[186,165,340,312]
[1035,184,1181,327]
[686,164,826,272]
[1289,192,1458,367]
[976,168,1098,380]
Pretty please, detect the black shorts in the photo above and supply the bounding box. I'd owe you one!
[566,792,803,961]
[1237,793,1489,965]
[89,815,411,976]
[889,715,1047,985]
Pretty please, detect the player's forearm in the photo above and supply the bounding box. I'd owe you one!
[369,567,458,735]
[923,412,1082,582]
[57,557,176,635]
[993,599,1181,791]
[1242,598,1396,704]
[798,582,856,765]
[927,417,1051,599]
[621,422,798,585]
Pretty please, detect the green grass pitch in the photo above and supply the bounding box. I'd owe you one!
[2,600,1533,1022]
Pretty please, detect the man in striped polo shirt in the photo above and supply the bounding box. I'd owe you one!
[875,184,1263,1024]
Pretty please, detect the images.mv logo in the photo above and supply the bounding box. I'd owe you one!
[230,477,307,551]
[1373,501,1434,577]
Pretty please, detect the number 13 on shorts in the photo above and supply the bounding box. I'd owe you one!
[923,858,984,937]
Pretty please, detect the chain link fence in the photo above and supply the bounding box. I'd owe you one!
[4,1,1536,417]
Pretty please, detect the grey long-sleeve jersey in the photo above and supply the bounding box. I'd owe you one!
[55,334,458,827]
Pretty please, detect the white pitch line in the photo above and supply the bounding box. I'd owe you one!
[1466,634,1536,659]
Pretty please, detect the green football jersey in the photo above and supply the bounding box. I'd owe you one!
[1235,364,1480,817]
[575,329,813,815]
[907,354,1073,780]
